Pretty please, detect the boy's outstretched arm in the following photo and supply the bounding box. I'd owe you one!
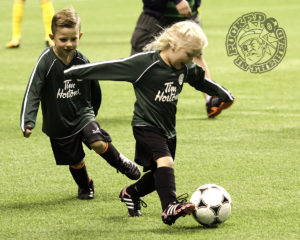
[187,64,235,117]
[64,53,152,82]
[187,65,234,102]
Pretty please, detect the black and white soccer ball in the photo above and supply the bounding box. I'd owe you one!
[190,184,232,227]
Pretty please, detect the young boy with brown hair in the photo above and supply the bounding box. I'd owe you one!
[20,8,140,200]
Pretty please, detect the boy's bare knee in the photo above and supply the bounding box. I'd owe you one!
[90,140,107,153]
[70,159,85,168]
[156,156,174,168]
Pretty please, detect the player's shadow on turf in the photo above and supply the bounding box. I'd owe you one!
[0,196,77,211]
[102,215,127,223]
[148,225,220,234]
[177,116,220,121]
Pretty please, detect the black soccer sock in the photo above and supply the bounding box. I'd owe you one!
[97,142,121,169]
[153,167,177,211]
[126,171,155,197]
[69,161,90,189]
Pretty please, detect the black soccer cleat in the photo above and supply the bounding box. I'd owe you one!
[119,187,147,217]
[161,193,195,225]
[78,179,94,200]
[117,154,141,180]
[206,95,234,118]
[162,202,195,225]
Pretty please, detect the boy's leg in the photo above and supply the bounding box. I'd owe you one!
[126,171,155,197]
[154,159,195,226]
[82,121,140,180]
[6,0,24,48]
[119,171,155,216]
[126,126,194,222]
[95,141,141,180]
[153,165,177,210]
[69,160,94,200]
[40,0,54,46]
[50,134,94,200]
[132,128,179,212]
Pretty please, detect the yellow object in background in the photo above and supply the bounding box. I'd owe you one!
[6,0,55,48]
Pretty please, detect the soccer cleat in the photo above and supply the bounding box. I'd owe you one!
[78,179,94,200]
[119,187,147,217]
[161,193,195,225]
[5,39,20,48]
[206,95,234,118]
[117,154,141,180]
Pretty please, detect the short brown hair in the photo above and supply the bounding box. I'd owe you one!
[51,8,81,35]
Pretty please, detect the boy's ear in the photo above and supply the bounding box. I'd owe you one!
[79,33,83,39]
[49,33,54,40]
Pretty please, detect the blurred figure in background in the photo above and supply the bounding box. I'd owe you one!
[6,0,55,48]
[131,0,233,118]
[131,0,202,55]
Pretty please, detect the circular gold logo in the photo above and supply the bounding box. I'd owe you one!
[225,12,287,73]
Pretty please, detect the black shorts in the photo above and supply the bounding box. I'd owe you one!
[159,14,200,28]
[130,12,162,55]
[130,12,201,55]
[50,121,111,165]
[133,126,176,171]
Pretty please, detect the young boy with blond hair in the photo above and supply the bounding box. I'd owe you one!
[64,21,234,224]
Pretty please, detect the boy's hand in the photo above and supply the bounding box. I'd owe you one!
[176,0,192,17]
[24,125,32,138]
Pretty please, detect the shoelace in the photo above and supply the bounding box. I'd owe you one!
[122,190,148,209]
[135,198,147,209]
[176,193,189,203]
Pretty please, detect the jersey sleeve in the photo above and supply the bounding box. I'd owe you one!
[82,55,102,117]
[90,80,101,117]
[20,55,47,133]
[186,63,234,102]
[64,54,151,83]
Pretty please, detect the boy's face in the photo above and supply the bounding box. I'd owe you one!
[167,47,201,70]
[50,25,82,59]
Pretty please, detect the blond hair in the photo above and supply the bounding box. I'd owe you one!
[51,7,81,35]
[144,21,208,53]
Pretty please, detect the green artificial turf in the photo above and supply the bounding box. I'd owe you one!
[0,0,299,239]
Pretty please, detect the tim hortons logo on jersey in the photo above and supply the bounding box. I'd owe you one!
[155,82,179,102]
[225,12,287,73]
[57,79,80,99]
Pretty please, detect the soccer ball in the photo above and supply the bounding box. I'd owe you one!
[190,184,232,227]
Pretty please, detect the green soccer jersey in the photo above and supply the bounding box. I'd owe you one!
[64,51,233,139]
[20,47,101,138]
